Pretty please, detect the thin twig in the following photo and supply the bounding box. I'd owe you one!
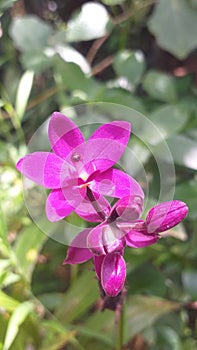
[86,34,110,65]
[91,55,114,76]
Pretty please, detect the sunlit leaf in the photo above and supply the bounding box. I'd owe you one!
[154,135,197,170]
[0,291,19,312]
[0,205,10,253]
[15,70,34,121]
[148,0,197,59]
[66,2,110,42]
[14,224,46,282]
[2,301,34,350]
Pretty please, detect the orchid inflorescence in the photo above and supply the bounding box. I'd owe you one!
[17,112,188,299]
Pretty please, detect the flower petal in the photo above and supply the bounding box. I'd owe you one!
[94,255,105,279]
[146,200,188,234]
[75,193,110,222]
[46,189,74,222]
[62,180,86,209]
[84,121,131,172]
[112,195,144,222]
[48,112,85,159]
[125,230,159,248]
[63,228,93,264]
[90,169,144,198]
[101,253,126,297]
[87,223,125,255]
[87,224,106,255]
[16,152,64,188]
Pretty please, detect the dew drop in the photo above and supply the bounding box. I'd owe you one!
[72,153,81,162]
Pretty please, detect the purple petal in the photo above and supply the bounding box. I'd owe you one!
[146,200,188,234]
[90,169,144,198]
[46,189,74,222]
[87,224,106,255]
[48,112,85,159]
[75,194,110,222]
[16,152,64,188]
[62,181,86,209]
[94,255,105,279]
[102,224,126,254]
[125,230,159,248]
[63,229,93,264]
[87,223,125,256]
[112,195,144,221]
[101,253,126,297]
[84,121,131,172]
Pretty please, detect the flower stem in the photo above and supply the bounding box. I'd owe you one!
[86,187,106,221]
[116,299,124,350]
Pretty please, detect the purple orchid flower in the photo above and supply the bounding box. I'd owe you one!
[16,112,143,222]
[64,197,188,297]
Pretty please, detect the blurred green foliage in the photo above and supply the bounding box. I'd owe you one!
[0,0,197,349]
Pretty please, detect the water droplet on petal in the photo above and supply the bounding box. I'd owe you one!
[72,152,81,162]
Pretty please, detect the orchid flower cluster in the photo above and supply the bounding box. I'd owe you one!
[17,112,188,298]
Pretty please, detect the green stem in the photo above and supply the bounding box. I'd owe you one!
[116,301,124,350]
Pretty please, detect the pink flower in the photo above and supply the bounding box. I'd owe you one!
[16,112,143,222]
[64,198,188,297]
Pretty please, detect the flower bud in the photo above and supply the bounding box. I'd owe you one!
[146,200,188,234]
[101,253,126,297]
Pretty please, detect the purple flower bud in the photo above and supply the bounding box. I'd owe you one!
[101,253,126,297]
[146,200,188,234]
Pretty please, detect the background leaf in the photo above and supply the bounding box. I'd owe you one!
[2,301,34,350]
[66,2,109,42]
[15,70,34,121]
[113,50,145,87]
[9,16,52,52]
[143,70,177,102]
[148,0,197,59]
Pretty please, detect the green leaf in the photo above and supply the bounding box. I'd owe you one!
[54,58,101,101]
[21,51,53,73]
[182,271,197,299]
[125,295,180,341]
[66,2,109,42]
[2,301,34,350]
[9,15,52,52]
[15,70,34,120]
[113,50,145,86]
[81,295,180,345]
[0,205,10,252]
[102,0,125,4]
[145,105,189,144]
[0,0,17,14]
[143,70,177,102]
[127,263,167,297]
[155,134,197,170]
[55,269,98,323]
[0,291,19,312]
[175,179,197,219]
[14,224,46,282]
[148,0,197,59]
